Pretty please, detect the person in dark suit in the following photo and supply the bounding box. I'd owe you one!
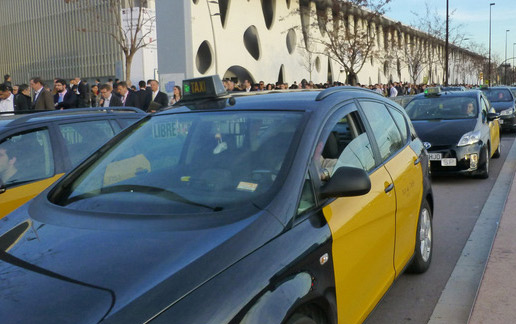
[74,77,90,107]
[116,81,141,108]
[148,80,169,112]
[136,80,151,111]
[53,79,78,109]
[14,84,32,111]
[30,77,54,110]
[98,84,123,107]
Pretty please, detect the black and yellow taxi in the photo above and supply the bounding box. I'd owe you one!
[0,108,147,218]
[481,86,516,132]
[405,87,501,178]
[0,76,433,324]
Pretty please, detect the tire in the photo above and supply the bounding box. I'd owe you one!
[407,200,432,274]
[285,306,326,324]
[476,146,490,179]
[493,140,501,158]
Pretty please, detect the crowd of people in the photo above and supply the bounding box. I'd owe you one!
[0,74,178,114]
[0,72,478,115]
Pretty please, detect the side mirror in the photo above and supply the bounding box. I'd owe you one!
[487,112,499,121]
[320,166,371,199]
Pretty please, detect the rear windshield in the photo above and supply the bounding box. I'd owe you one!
[405,97,478,120]
[51,110,304,215]
[481,89,513,102]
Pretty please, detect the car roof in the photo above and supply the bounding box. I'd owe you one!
[157,87,387,116]
[0,107,146,130]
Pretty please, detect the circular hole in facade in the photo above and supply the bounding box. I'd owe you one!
[244,25,261,60]
[261,0,275,30]
[193,0,199,4]
[315,56,321,72]
[286,28,296,54]
[196,41,213,74]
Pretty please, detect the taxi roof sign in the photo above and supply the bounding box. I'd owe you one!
[424,87,441,96]
[182,75,227,101]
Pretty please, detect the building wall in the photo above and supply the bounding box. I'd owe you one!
[157,0,483,87]
[0,0,155,85]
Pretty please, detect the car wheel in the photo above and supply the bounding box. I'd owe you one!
[285,306,326,324]
[476,146,490,179]
[407,200,432,274]
[493,140,501,158]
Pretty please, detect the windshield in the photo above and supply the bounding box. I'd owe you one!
[405,96,478,120]
[482,89,513,102]
[52,111,304,215]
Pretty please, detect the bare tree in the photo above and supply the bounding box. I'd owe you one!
[64,0,156,80]
[410,2,466,84]
[296,0,391,85]
[387,35,432,84]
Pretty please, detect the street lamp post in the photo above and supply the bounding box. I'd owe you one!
[505,29,510,85]
[488,3,495,85]
[513,42,516,85]
[444,0,449,86]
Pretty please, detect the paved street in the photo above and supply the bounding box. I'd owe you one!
[366,133,516,324]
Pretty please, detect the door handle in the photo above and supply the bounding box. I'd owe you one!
[384,182,394,193]
[414,156,421,165]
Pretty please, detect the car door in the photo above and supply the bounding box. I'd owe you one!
[359,100,424,275]
[312,102,397,323]
[0,127,61,218]
[481,96,500,157]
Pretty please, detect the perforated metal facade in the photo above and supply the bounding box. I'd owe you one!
[0,0,122,84]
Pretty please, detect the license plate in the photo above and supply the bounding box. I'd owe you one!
[499,119,504,124]
[441,158,457,166]
[429,153,442,161]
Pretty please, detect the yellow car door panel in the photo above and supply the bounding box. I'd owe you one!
[323,166,396,323]
[1,174,63,218]
[384,146,424,275]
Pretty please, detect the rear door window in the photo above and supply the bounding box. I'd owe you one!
[59,120,116,167]
[0,128,54,186]
[360,101,404,162]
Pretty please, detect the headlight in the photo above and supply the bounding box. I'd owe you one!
[458,130,481,146]
[500,108,514,116]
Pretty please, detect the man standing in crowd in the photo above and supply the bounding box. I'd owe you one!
[54,79,78,109]
[242,79,252,92]
[136,80,151,111]
[30,77,54,110]
[98,84,122,107]
[389,83,398,97]
[148,80,168,111]
[14,84,31,111]
[3,74,12,90]
[74,77,89,107]
[0,84,15,113]
[116,82,140,108]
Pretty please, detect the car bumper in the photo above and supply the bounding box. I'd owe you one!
[499,115,516,130]
[428,143,485,174]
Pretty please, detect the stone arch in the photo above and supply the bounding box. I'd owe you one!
[223,65,256,84]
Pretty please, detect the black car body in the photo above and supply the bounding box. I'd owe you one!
[0,80,433,324]
[406,89,501,178]
[481,86,516,131]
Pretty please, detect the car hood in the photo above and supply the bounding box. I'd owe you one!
[490,101,515,112]
[0,198,283,324]
[412,118,477,146]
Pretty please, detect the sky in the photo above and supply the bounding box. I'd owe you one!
[384,0,516,63]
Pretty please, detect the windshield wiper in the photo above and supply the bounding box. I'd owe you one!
[65,185,223,211]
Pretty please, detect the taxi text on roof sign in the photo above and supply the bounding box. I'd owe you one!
[182,75,227,101]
